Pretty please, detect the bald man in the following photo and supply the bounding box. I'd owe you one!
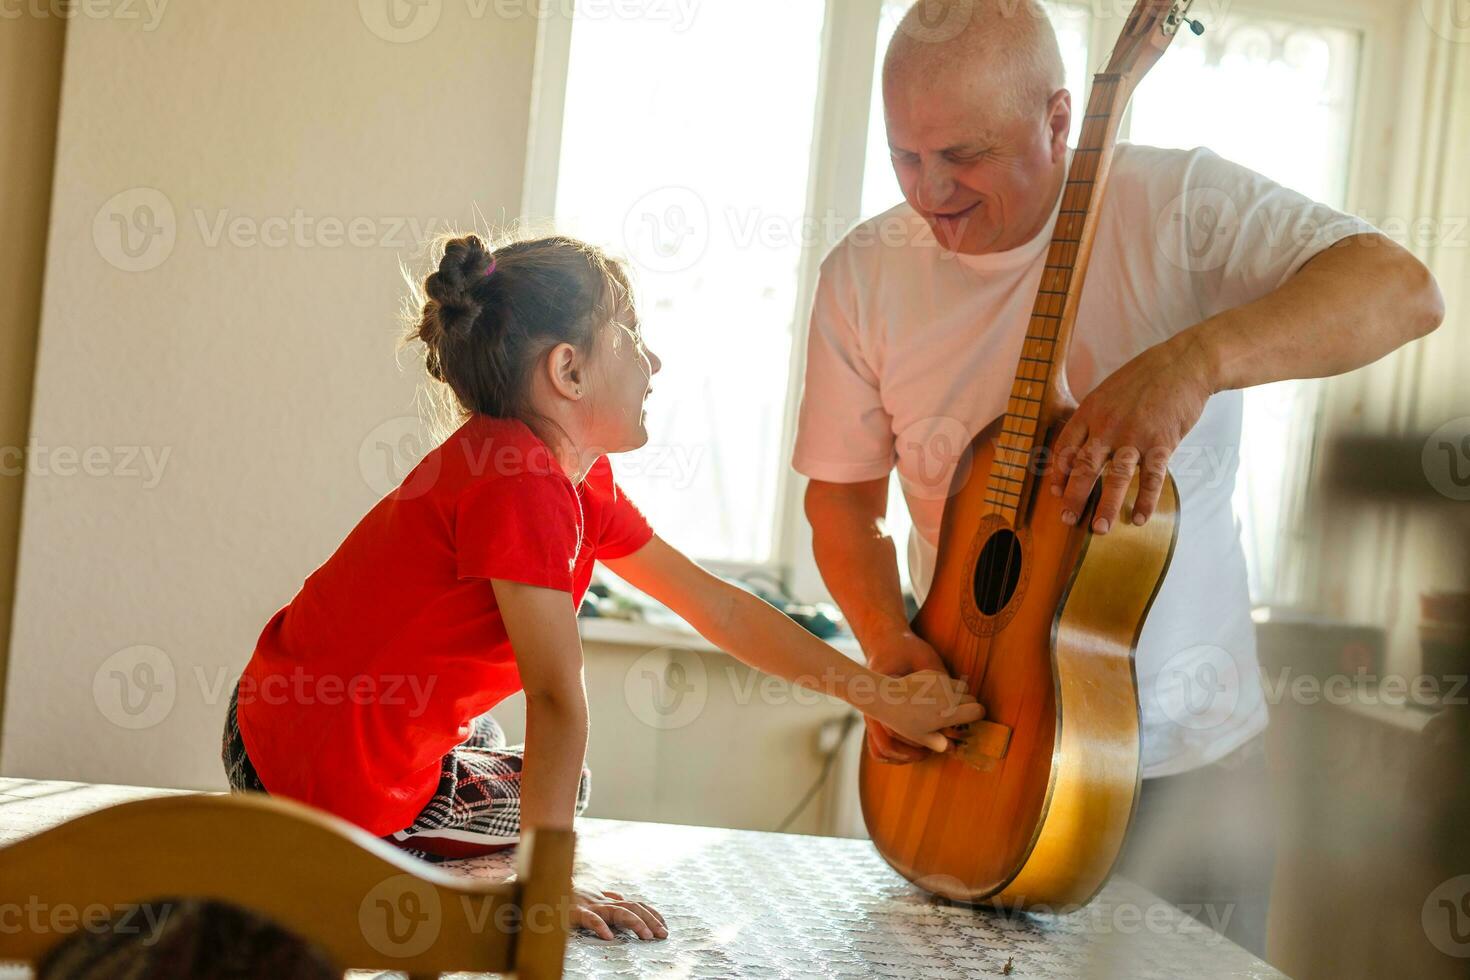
[792,0,1442,958]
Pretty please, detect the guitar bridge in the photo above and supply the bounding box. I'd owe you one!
[951,720,1013,772]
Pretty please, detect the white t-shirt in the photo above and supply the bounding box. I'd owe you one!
[792,142,1376,778]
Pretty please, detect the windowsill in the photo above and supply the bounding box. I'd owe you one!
[1330,693,1437,734]
[578,615,866,663]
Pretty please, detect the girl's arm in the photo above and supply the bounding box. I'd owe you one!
[492,578,590,831]
[491,579,667,941]
[601,537,983,750]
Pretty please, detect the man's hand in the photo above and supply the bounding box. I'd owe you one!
[864,630,951,764]
[1047,333,1214,534]
[573,881,667,941]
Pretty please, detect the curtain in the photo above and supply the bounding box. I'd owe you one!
[1306,0,1470,674]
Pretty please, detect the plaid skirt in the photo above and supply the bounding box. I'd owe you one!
[221,682,590,861]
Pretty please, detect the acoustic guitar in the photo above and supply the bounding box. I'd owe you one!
[859,0,1203,908]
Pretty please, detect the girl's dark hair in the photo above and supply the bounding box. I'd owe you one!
[36,898,339,980]
[401,233,633,443]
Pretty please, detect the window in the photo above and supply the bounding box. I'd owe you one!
[530,0,1375,605]
[1127,14,1362,604]
[549,0,827,564]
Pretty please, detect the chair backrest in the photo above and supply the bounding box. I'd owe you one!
[0,792,573,979]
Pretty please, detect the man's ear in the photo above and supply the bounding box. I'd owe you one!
[1046,88,1071,161]
[546,342,583,400]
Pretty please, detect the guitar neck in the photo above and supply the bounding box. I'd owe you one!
[989,75,1131,522]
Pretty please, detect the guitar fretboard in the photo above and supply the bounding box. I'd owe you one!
[985,74,1125,523]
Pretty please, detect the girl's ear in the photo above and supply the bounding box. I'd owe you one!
[546,341,584,400]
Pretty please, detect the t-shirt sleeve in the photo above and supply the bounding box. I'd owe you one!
[588,458,655,560]
[454,474,581,591]
[790,249,896,483]
[1156,146,1380,322]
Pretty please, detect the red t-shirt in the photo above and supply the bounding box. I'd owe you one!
[235,414,654,835]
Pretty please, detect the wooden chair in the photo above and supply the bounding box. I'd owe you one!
[0,792,573,979]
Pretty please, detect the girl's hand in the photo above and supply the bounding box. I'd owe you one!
[573,881,668,941]
[870,669,985,753]
[864,631,952,764]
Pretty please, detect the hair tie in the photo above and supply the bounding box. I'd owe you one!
[484,257,498,278]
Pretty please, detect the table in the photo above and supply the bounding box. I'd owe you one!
[0,778,1286,979]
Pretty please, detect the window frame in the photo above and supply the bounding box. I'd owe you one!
[521,0,1406,603]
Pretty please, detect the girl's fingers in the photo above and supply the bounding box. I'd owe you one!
[918,731,950,753]
[630,899,667,928]
[621,900,668,937]
[948,702,986,725]
[575,906,615,941]
[597,889,667,933]
[598,902,656,940]
[578,889,667,940]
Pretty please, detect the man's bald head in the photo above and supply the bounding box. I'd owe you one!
[879,0,1072,255]
[884,0,1065,124]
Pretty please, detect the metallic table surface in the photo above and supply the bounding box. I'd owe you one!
[0,778,1286,979]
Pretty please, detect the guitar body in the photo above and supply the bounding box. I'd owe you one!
[858,413,1179,907]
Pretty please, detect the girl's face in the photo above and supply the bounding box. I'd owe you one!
[581,310,661,455]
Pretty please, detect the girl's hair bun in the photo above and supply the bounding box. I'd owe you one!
[423,235,494,342]
[401,231,633,431]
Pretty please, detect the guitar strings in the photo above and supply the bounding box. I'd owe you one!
[960,78,1113,700]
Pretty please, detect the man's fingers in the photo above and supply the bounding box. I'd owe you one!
[1047,416,1087,495]
[866,723,897,761]
[869,722,923,761]
[868,721,926,764]
[1131,448,1171,524]
[1091,446,1140,534]
[865,726,888,762]
[1060,437,1110,523]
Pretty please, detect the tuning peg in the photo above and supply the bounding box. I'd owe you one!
[1184,17,1204,35]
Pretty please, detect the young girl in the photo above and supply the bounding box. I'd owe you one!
[222,234,982,942]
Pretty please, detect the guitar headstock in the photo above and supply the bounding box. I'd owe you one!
[1104,0,1203,88]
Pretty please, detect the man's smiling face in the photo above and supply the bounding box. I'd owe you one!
[884,72,1071,256]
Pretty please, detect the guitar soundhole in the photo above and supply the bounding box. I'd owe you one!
[972,528,1024,616]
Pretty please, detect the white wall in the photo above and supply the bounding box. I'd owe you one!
[490,631,859,836]
[1,1,541,789]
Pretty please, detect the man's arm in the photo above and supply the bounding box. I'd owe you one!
[803,477,950,764]
[1050,233,1445,533]
[804,477,907,646]
[1192,232,1443,392]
